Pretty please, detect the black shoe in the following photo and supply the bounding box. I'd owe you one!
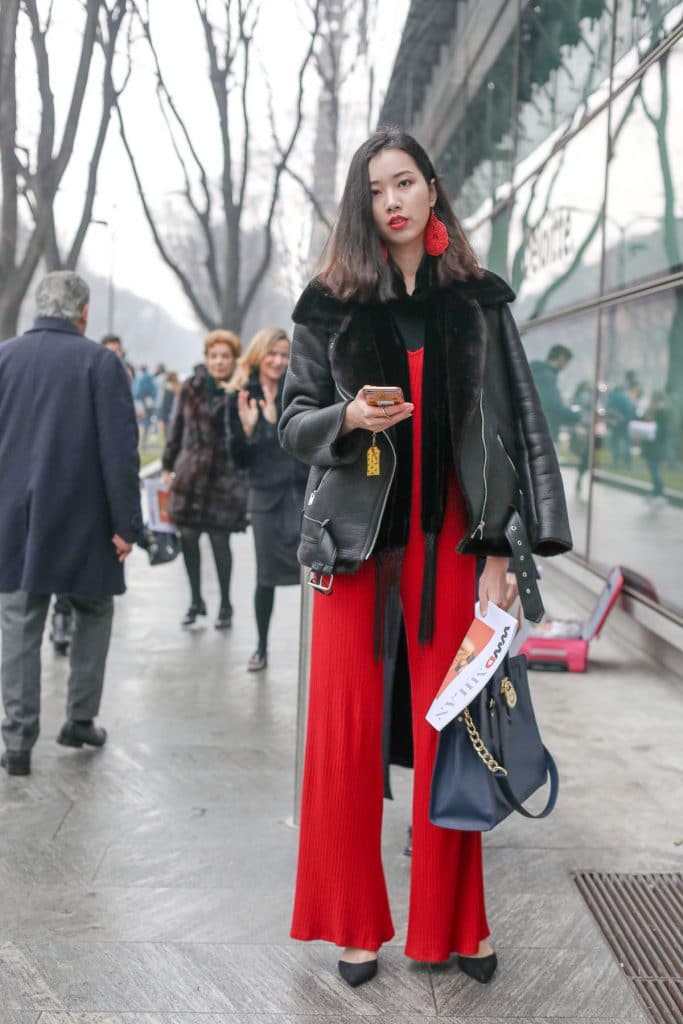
[1,750,31,775]
[338,958,378,987]
[214,606,233,630]
[57,720,107,749]
[457,952,498,984]
[247,650,268,672]
[181,600,207,627]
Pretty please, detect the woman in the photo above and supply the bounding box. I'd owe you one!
[227,328,308,672]
[279,129,572,987]
[162,330,247,629]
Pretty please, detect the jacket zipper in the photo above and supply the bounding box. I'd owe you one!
[470,389,488,539]
[334,380,397,560]
[497,433,519,479]
[307,467,331,506]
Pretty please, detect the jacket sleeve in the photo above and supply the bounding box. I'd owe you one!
[93,352,143,544]
[500,305,573,556]
[279,323,365,467]
[227,393,252,468]
[162,387,185,471]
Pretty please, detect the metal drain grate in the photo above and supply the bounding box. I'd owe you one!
[574,872,682,1024]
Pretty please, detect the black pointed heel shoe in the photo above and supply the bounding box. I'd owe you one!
[181,600,207,627]
[214,606,233,629]
[457,951,498,984]
[338,957,378,988]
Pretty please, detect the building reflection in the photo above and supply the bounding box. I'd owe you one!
[381,0,683,621]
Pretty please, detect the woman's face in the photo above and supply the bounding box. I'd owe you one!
[260,339,290,384]
[368,148,436,252]
[206,342,235,381]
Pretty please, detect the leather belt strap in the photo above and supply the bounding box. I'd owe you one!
[505,509,544,623]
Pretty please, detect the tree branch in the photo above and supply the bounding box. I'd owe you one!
[116,102,214,329]
[239,0,321,321]
[67,0,128,269]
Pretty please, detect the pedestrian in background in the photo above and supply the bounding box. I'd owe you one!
[641,390,670,503]
[133,363,157,447]
[162,331,247,629]
[158,370,181,442]
[101,333,135,383]
[529,344,580,443]
[280,129,571,986]
[0,271,142,776]
[227,327,308,672]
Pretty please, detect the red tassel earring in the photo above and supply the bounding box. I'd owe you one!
[424,210,449,256]
[380,242,389,262]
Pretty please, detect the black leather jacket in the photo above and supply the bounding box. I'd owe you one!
[279,271,572,616]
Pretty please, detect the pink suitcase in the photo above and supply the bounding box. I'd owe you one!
[518,566,625,672]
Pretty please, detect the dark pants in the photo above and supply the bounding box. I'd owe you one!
[1,591,114,753]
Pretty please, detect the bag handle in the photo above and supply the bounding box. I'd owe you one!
[462,709,559,820]
[494,747,560,819]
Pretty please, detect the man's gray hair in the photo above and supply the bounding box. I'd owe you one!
[35,271,90,322]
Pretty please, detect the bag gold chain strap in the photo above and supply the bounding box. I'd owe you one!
[462,708,509,777]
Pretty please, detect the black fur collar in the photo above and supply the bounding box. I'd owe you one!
[291,269,515,334]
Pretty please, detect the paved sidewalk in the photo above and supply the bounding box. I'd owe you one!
[0,532,680,1022]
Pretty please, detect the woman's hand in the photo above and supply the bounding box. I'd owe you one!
[237,389,260,437]
[161,470,173,487]
[259,390,278,425]
[479,556,516,616]
[341,386,414,436]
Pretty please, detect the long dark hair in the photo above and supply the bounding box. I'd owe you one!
[318,127,483,302]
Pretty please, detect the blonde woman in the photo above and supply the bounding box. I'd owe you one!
[162,331,247,628]
[227,328,308,671]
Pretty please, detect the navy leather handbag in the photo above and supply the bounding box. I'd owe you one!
[429,654,559,832]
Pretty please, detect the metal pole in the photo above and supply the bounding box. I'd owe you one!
[107,204,116,332]
[293,570,313,825]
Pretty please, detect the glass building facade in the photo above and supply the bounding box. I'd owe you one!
[385,0,683,624]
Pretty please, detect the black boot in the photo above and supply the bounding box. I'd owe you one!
[57,720,107,748]
[1,750,31,775]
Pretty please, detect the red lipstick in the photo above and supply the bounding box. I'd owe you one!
[388,216,408,230]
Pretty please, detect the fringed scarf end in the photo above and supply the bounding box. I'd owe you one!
[418,532,438,645]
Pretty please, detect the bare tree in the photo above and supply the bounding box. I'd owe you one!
[117,0,321,334]
[0,0,130,339]
[283,0,375,264]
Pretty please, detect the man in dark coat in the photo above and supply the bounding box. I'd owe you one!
[529,343,580,443]
[0,271,143,775]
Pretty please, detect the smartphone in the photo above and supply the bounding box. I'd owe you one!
[363,386,405,407]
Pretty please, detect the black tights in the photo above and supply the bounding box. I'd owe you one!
[180,528,233,610]
[255,584,275,656]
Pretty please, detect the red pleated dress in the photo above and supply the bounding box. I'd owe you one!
[291,346,489,962]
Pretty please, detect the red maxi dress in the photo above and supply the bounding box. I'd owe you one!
[291,346,489,962]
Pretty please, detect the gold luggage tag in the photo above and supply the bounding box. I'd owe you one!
[367,434,380,477]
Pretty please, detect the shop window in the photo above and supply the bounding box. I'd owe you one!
[520,311,600,558]
[604,37,683,291]
[508,110,608,322]
[442,19,517,221]
[592,287,683,617]
[515,0,613,182]
[613,0,683,87]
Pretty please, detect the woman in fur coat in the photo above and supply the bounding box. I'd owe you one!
[279,129,572,988]
[162,331,247,629]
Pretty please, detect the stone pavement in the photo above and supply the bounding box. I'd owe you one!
[0,532,681,1023]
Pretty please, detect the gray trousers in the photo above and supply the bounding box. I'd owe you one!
[0,591,114,752]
